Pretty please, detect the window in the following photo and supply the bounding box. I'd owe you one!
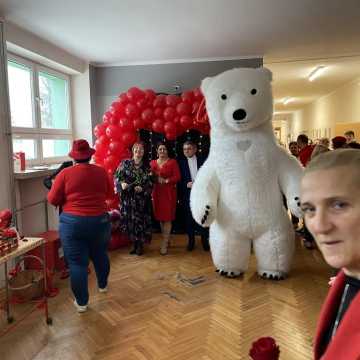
[7,54,72,166]
[7,60,34,128]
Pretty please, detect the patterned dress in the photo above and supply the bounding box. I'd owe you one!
[114,159,153,244]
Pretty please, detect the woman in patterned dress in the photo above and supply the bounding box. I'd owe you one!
[114,142,152,255]
[150,142,181,255]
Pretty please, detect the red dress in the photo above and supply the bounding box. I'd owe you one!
[150,159,181,221]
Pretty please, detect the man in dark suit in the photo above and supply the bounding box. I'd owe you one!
[178,141,209,251]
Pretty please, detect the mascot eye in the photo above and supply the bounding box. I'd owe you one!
[221,94,227,100]
[251,89,257,95]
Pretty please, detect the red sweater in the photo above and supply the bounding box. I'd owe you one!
[298,145,315,167]
[47,163,114,216]
[314,270,360,360]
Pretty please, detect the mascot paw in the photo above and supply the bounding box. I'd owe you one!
[291,196,303,219]
[200,205,214,226]
[259,271,287,281]
[216,268,243,278]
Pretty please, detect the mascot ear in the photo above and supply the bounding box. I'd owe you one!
[201,77,212,95]
[259,67,273,82]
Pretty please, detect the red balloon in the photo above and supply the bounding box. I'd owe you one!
[119,117,134,131]
[154,107,163,118]
[109,141,125,156]
[163,107,176,122]
[164,121,176,134]
[166,94,181,107]
[110,101,125,117]
[193,88,203,99]
[103,111,113,122]
[119,93,129,102]
[122,132,137,147]
[127,87,144,102]
[133,117,145,130]
[104,155,118,171]
[181,91,194,103]
[180,115,192,129]
[97,134,109,146]
[144,89,156,101]
[125,103,140,119]
[93,155,104,165]
[141,108,154,123]
[165,131,177,141]
[136,98,147,110]
[152,119,164,133]
[94,123,106,138]
[106,125,122,140]
[153,95,166,108]
[176,102,192,116]
[109,116,119,126]
[192,101,200,114]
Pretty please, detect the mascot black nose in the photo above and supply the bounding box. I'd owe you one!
[233,109,247,121]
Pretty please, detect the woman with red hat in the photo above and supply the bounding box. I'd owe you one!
[47,139,114,313]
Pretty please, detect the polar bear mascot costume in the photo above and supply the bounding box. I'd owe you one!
[190,67,303,280]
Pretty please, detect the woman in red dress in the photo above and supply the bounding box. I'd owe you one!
[150,142,181,255]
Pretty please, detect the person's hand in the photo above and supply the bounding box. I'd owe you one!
[134,186,143,193]
[328,276,336,286]
[187,181,193,188]
[121,182,128,190]
[158,177,166,184]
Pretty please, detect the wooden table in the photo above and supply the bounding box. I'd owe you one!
[0,237,52,333]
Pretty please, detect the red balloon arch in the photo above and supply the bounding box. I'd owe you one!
[93,86,210,210]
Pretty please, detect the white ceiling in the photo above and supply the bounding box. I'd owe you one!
[1,0,360,112]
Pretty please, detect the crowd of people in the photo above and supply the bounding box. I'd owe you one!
[46,129,360,359]
[287,130,360,249]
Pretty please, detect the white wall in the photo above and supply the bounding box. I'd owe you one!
[5,22,85,74]
[0,22,14,211]
[289,77,360,139]
[71,65,94,143]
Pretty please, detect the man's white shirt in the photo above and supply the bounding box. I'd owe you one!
[187,155,198,181]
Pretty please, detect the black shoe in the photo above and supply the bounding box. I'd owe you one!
[129,242,137,255]
[187,238,195,251]
[201,237,210,251]
[136,242,144,256]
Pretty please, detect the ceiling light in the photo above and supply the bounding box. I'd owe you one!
[282,97,293,105]
[308,66,326,82]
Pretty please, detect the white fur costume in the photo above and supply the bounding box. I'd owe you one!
[190,68,303,279]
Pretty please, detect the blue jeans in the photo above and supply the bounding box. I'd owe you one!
[59,212,111,306]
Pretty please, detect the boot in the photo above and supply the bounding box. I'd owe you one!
[160,238,169,255]
[201,236,210,251]
[136,241,144,256]
[187,237,195,251]
[129,242,137,255]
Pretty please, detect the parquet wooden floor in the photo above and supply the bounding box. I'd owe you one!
[0,234,332,360]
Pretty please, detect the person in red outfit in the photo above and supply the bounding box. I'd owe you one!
[301,149,360,359]
[150,142,181,255]
[297,134,315,167]
[47,139,114,313]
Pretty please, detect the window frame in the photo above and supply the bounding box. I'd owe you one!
[8,53,73,166]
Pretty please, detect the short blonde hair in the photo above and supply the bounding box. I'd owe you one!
[305,149,360,175]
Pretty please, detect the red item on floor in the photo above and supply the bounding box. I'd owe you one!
[108,231,129,250]
[24,231,65,272]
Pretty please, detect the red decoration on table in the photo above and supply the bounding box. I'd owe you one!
[249,337,280,360]
[0,209,19,256]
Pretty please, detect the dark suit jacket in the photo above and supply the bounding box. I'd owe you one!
[314,270,360,360]
[178,155,205,205]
